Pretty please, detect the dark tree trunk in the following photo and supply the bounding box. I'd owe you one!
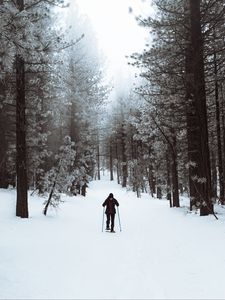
[185,46,200,211]
[166,152,172,207]
[211,147,217,202]
[15,0,28,218]
[156,185,162,199]
[0,144,8,188]
[76,183,80,194]
[97,144,101,180]
[171,134,180,207]
[81,183,87,196]
[220,85,225,200]
[16,54,28,218]
[109,140,113,181]
[43,180,56,216]
[151,167,156,196]
[121,124,127,188]
[115,142,120,184]
[147,164,155,198]
[214,51,224,204]
[0,82,9,188]
[187,0,212,215]
[171,157,179,207]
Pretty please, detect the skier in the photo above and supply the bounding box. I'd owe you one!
[102,193,119,233]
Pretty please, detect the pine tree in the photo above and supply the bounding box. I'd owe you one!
[43,136,76,215]
[15,0,28,218]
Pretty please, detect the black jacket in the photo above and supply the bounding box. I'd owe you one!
[102,198,119,214]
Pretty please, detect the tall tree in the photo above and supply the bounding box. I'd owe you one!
[187,0,212,215]
[15,0,28,218]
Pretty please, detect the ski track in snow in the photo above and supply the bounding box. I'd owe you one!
[0,176,225,299]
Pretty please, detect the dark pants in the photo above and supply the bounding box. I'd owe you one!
[106,213,115,231]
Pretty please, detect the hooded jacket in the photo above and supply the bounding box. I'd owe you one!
[102,196,119,214]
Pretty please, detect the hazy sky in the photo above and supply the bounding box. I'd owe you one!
[74,0,151,96]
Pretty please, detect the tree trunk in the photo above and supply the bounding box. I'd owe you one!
[171,155,179,207]
[166,152,172,207]
[43,180,56,216]
[115,142,120,184]
[214,50,224,204]
[81,183,87,196]
[156,185,162,199]
[211,147,217,202]
[15,0,28,218]
[109,140,113,181]
[16,54,28,218]
[171,133,180,207]
[220,84,225,200]
[147,165,155,197]
[187,0,212,215]
[97,144,101,180]
[121,124,127,188]
[0,82,9,188]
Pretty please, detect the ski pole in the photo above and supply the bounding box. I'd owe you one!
[102,207,105,232]
[117,206,122,232]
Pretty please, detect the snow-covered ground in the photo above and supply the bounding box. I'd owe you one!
[1,175,225,299]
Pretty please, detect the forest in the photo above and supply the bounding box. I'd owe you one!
[1,0,225,218]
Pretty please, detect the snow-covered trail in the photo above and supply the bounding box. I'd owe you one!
[1,176,225,299]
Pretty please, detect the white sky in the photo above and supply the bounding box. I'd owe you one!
[74,0,151,95]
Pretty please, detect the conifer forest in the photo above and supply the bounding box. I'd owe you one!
[1,0,225,219]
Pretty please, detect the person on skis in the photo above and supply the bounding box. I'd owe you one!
[102,193,119,232]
